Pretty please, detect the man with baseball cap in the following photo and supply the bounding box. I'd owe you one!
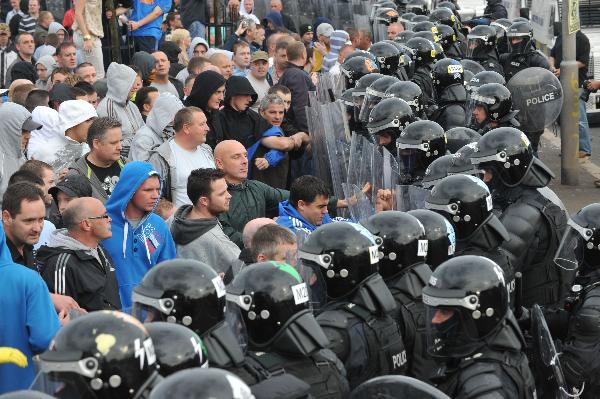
[48,173,93,228]
[247,50,271,111]
[314,22,333,72]
[299,24,313,47]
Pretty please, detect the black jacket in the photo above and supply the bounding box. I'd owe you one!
[185,70,227,148]
[500,50,551,81]
[431,84,468,131]
[412,65,435,106]
[37,232,121,312]
[484,0,508,20]
[278,63,316,132]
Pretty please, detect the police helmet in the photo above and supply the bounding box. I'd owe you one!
[406,37,437,67]
[369,42,401,76]
[341,56,381,88]
[407,209,456,268]
[422,154,455,189]
[366,97,414,138]
[445,127,481,153]
[432,58,464,94]
[466,25,497,59]
[148,368,253,399]
[385,81,424,114]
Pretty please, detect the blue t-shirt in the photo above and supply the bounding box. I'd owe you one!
[130,0,172,40]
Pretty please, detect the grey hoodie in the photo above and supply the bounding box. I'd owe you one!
[129,93,183,162]
[96,63,144,156]
[169,205,240,273]
[35,55,58,90]
[0,103,29,205]
[46,228,103,265]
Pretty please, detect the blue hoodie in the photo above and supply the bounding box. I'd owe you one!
[101,161,176,310]
[277,199,335,234]
[0,225,60,394]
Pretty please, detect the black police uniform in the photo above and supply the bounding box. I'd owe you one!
[412,65,435,105]
[501,46,550,82]
[431,85,468,131]
[484,0,508,20]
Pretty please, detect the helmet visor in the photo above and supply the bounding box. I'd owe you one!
[424,304,483,358]
[466,37,487,59]
[359,88,387,123]
[352,90,367,123]
[224,299,249,352]
[131,290,174,322]
[295,253,329,313]
[31,371,99,399]
[553,220,591,271]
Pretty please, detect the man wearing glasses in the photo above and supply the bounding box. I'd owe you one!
[37,197,122,312]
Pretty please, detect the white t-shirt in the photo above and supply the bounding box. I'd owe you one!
[169,140,215,207]
[247,74,271,111]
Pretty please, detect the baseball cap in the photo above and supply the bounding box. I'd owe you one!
[300,24,313,37]
[251,50,269,63]
[49,174,93,202]
[316,23,334,38]
[22,116,42,131]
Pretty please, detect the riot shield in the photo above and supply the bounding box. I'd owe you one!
[343,133,376,221]
[371,145,400,208]
[507,67,563,133]
[394,184,428,211]
[308,92,330,191]
[351,375,451,399]
[530,304,582,399]
[322,101,351,203]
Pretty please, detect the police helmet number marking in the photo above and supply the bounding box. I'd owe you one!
[447,64,463,74]
[369,245,380,264]
[417,240,429,257]
[134,338,156,370]
[291,283,310,305]
[486,195,493,211]
[212,276,227,298]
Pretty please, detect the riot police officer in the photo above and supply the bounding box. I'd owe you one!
[352,73,385,131]
[298,222,407,389]
[362,211,437,382]
[468,82,520,134]
[396,120,447,184]
[369,42,402,77]
[466,25,504,76]
[226,261,350,399]
[552,203,600,398]
[430,58,468,130]
[145,322,208,377]
[501,21,550,81]
[359,75,401,124]
[490,18,513,55]
[408,209,456,269]
[406,37,438,105]
[421,154,454,189]
[466,70,506,95]
[367,97,415,155]
[386,81,427,119]
[423,255,536,398]
[435,24,464,60]
[425,174,515,304]
[131,259,309,397]
[149,368,254,399]
[341,56,381,88]
[31,311,161,398]
[470,127,570,309]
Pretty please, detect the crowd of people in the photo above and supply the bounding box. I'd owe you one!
[0,0,599,397]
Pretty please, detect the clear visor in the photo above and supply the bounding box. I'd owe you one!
[470,150,508,165]
[397,147,427,184]
[224,299,249,352]
[359,89,387,123]
[31,371,99,399]
[296,251,330,312]
[424,305,481,358]
[425,200,460,215]
[367,117,410,135]
[373,22,389,43]
[554,220,593,271]
[352,91,366,123]
[466,37,487,59]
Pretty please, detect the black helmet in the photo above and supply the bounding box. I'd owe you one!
[341,56,381,88]
[412,15,429,23]
[406,0,429,15]
[445,127,481,153]
[413,21,441,41]
[34,311,159,398]
[396,120,447,182]
[0,393,56,399]
[436,1,457,13]
[448,142,483,177]
[506,21,534,54]
[436,24,458,52]
[555,204,600,271]
[132,259,226,336]
[468,82,513,123]
[425,174,494,238]
[429,7,457,28]
[466,25,496,59]
[351,375,451,399]
[385,81,425,115]
[346,49,379,65]
[375,7,400,25]
[366,97,414,139]
[353,73,385,121]
[466,70,505,94]
[145,322,208,377]
[395,30,416,43]
[399,12,416,30]
[422,255,509,358]
[407,209,456,269]
[470,127,533,187]
[298,222,381,303]
[490,18,512,37]
[360,75,401,122]
[369,42,401,76]
[362,211,428,280]
[432,58,464,94]
[148,368,253,399]
[422,154,455,189]
[226,261,328,353]
[406,37,437,68]
[340,87,356,107]
[412,31,439,45]
[460,58,485,75]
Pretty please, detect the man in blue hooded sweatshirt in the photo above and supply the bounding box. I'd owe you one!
[101,161,176,310]
[277,175,344,234]
[0,219,60,394]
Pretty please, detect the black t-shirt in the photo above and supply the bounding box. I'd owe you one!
[86,158,122,196]
[550,31,591,87]
[7,238,36,271]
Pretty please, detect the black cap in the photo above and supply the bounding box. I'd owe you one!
[49,83,75,103]
[49,174,93,203]
[22,116,42,131]
[300,24,313,37]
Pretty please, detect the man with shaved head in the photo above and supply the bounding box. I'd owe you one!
[214,140,288,247]
[238,217,276,264]
[209,52,233,79]
[151,51,184,98]
[37,197,122,311]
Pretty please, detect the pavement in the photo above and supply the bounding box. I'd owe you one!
[538,125,600,214]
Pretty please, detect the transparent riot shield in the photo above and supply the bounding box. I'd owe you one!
[507,67,563,133]
[308,92,330,190]
[394,184,429,211]
[322,101,351,203]
[351,375,451,399]
[371,145,399,209]
[530,304,583,399]
[343,133,376,222]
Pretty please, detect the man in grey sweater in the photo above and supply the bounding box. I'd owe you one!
[169,168,240,275]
